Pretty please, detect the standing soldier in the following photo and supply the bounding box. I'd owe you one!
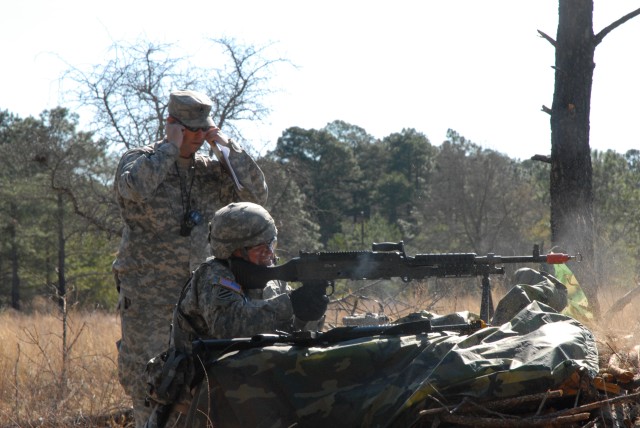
[113,90,268,426]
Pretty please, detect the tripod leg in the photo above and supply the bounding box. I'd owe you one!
[480,273,494,323]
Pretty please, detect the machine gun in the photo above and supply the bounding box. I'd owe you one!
[230,241,579,322]
[192,318,485,362]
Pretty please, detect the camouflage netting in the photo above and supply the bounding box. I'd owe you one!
[185,301,598,428]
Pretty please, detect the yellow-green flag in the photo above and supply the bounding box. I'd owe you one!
[554,264,594,322]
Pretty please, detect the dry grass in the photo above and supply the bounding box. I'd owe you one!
[324,277,493,327]
[0,298,131,428]
[1,280,640,427]
[589,284,640,371]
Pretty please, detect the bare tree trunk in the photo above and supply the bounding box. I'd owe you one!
[9,201,21,310]
[57,193,69,399]
[57,193,66,308]
[550,0,599,316]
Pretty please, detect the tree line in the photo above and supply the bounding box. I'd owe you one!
[2,26,640,314]
[1,106,639,311]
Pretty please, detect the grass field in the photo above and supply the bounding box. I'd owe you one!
[0,299,130,427]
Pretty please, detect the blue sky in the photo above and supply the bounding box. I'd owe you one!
[2,0,639,160]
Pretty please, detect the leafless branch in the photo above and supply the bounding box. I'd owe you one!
[531,154,551,163]
[594,7,640,46]
[537,30,556,47]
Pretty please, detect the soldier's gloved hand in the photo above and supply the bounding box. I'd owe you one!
[290,282,329,322]
[205,127,228,147]
[165,117,185,149]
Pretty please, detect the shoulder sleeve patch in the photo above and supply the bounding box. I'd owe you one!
[213,275,244,296]
[214,287,236,302]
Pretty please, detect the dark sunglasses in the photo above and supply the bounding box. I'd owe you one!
[246,237,278,254]
[170,116,211,133]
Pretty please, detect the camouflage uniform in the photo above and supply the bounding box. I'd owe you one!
[144,202,325,427]
[113,93,268,427]
[175,260,294,343]
[143,260,294,427]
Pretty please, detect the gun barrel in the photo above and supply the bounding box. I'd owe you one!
[545,253,575,264]
[475,252,576,265]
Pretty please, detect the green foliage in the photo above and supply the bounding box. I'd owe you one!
[383,128,435,191]
[327,214,403,251]
[591,149,640,282]
[0,108,116,310]
[363,128,435,224]
[259,157,322,258]
[2,103,640,311]
[411,130,548,255]
[324,120,375,149]
[269,126,361,244]
[324,214,404,299]
[64,232,120,309]
[373,172,413,223]
[268,124,437,247]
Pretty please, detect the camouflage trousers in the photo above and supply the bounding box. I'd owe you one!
[117,288,176,428]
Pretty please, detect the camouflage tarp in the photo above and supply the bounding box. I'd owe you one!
[186,301,598,428]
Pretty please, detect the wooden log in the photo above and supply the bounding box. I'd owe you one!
[418,390,565,416]
[543,390,640,418]
[483,390,564,411]
[439,412,591,427]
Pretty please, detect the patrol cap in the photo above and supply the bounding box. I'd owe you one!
[168,90,216,129]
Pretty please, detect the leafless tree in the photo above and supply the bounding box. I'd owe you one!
[62,37,289,153]
[537,1,640,317]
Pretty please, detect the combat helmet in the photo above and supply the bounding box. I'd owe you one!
[209,202,277,259]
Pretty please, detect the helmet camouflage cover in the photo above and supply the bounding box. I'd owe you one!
[209,202,277,259]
